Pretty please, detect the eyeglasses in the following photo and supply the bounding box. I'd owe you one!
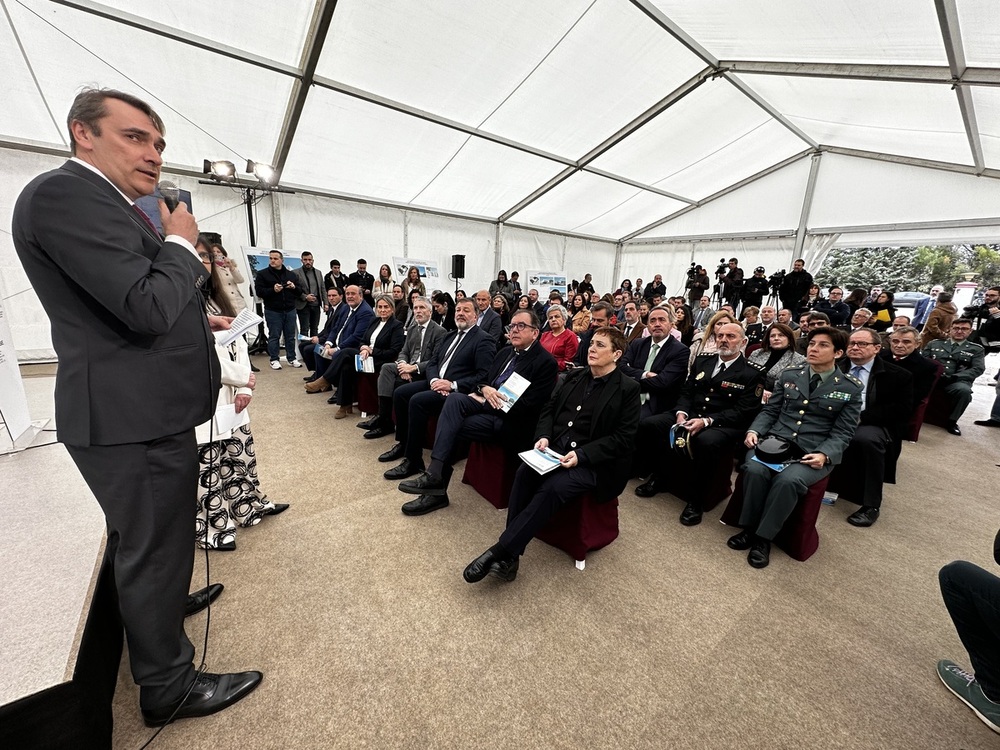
[509,322,537,332]
[847,342,878,348]
[197,252,211,260]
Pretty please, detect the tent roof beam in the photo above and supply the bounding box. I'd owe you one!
[718,60,1000,86]
[820,146,1000,180]
[935,0,986,174]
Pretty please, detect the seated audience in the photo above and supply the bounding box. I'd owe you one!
[743,306,764,347]
[692,296,715,330]
[866,291,897,332]
[617,301,644,344]
[936,530,1000,735]
[730,327,862,569]
[474,289,503,343]
[747,323,806,401]
[489,270,516,306]
[362,297,445,439]
[796,312,831,354]
[816,286,850,326]
[396,311,558,516]
[620,304,689,420]
[540,305,579,371]
[844,288,869,315]
[844,307,874,333]
[674,304,695,347]
[432,291,457,331]
[299,287,348,376]
[777,308,799,330]
[462,327,640,584]
[571,302,613,367]
[795,284,822,317]
[880,325,940,411]
[570,293,591,333]
[328,294,405,420]
[635,323,764,525]
[392,284,408,322]
[304,285,375,392]
[380,298,495,479]
[830,328,914,528]
[491,293,511,330]
[688,310,739,365]
[922,318,986,435]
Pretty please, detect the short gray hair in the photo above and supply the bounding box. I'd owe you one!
[373,293,395,310]
[546,304,569,322]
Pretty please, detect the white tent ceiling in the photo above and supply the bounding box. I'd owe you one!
[3,0,1000,249]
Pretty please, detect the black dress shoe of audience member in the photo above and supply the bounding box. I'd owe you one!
[634,476,662,498]
[378,443,405,463]
[327,394,338,405]
[463,548,499,583]
[947,421,962,436]
[184,583,224,618]
[846,505,880,527]
[364,424,393,440]
[974,419,1000,428]
[679,503,703,526]
[727,530,753,550]
[383,459,424,480]
[399,472,447,496]
[302,375,313,382]
[747,539,771,569]
[489,556,519,582]
[141,671,263,727]
[263,503,289,516]
[401,493,450,516]
[357,415,379,429]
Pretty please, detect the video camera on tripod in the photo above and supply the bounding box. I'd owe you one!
[714,258,728,279]
[686,262,702,281]
[768,269,786,295]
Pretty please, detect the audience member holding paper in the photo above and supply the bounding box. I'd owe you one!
[195,240,288,551]
[463,326,640,584]
[396,310,557,516]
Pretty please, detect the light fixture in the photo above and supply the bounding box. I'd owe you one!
[247,160,276,186]
[202,159,236,181]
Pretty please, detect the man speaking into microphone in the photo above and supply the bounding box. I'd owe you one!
[12,88,261,725]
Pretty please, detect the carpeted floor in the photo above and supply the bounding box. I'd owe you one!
[37,356,1000,748]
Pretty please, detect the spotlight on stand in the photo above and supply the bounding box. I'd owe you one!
[202,159,236,182]
[247,160,277,187]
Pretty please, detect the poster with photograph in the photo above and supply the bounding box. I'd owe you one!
[392,257,442,288]
[525,270,568,301]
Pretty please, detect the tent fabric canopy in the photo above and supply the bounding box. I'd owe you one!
[3,0,1000,360]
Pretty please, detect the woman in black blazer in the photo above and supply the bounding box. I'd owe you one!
[331,294,404,418]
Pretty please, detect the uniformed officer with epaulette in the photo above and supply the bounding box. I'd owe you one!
[730,326,863,569]
[742,266,770,310]
[922,317,986,435]
[635,323,765,526]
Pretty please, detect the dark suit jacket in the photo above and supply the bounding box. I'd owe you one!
[319,303,350,346]
[620,335,690,415]
[676,355,764,430]
[12,160,219,447]
[360,317,405,369]
[477,307,503,343]
[335,302,375,349]
[426,325,495,393]
[399,319,446,374]
[480,343,558,449]
[839,357,913,438]
[880,350,939,412]
[534,367,641,502]
[617,321,644,344]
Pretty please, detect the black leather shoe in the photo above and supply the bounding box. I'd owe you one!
[357,415,379,429]
[679,503,703,526]
[974,419,1000,428]
[401,493,450,516]
[847,505,880,527]
[364,425,394,440]
[490,556,519,582]
[384,459,423,480]
[302,375,313,381]
[378,443,405,463]
[463,549,499,583]
[399,472,447,495]
[262,503,289,516]
[327,394,338,404]
[141,671,263,727]
[946,421,962,436]
[634,477,662,497]
[184,583,224,617]
[748,539,771,569]
[727,530,753,550]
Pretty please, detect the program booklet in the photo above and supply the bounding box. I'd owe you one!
[216,308,264,346]
[498,372,531,413]
[518,447,565,475]
[355,354,375,373]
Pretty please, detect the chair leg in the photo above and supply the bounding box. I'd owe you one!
[574,559,586,571]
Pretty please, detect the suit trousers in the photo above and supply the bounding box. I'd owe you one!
[943,381,974,421]
[643,418,742,509]
[939,560,1000,702]
[299,341,323,373]
[499,463,597,556]
[740,449,833,541]
[429,393,504,485]
[65,430,198,709]
[264,308,298,362]
[297,305,321,338]
[319,348,351,384]
[378,362,402,398]
[841,424,891,508]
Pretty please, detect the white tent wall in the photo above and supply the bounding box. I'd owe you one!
[498,227,617,296]
[406,212,496,294]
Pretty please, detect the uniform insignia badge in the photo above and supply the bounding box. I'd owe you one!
[833,376,840,383]
[695,371,705,380]
[755,384,764,398]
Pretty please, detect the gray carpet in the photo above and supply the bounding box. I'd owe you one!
[16,361,1000,748]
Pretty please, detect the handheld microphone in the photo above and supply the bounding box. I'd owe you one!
[158,180,180,213]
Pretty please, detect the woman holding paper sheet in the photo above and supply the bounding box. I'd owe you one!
[462,326,640,584]
[194,239,285,551]
[328,293,404,420]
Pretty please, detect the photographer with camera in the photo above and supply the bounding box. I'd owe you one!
[742,266,769,310]
[721,258,744,311]
[937,528,1000,734]
[685,264,710,305]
